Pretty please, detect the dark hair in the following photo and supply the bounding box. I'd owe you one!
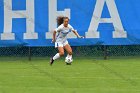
[57,16,69,26]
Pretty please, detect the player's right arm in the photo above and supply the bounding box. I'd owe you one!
[52,24,63,43]
[52,30,57,43]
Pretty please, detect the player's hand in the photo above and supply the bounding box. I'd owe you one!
[78,36,85,38]
[51,39,56,43]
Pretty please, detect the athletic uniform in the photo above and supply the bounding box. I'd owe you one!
[50,24,77,65]
[55,24,74,48]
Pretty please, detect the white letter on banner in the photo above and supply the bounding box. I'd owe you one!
[1,0,37,40]
[86,0,127,38]
[46,0,77,39]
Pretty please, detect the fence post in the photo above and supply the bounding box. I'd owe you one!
[104,45,108,60]
[28,47,32,61]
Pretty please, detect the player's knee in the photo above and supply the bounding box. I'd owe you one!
[68,51,73,55]
[59,52,64,56]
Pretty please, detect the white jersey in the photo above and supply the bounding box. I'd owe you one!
[55,24,74,42]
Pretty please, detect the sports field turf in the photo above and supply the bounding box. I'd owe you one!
[0,56,140,93]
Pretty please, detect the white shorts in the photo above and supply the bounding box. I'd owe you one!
[55,40,69,48]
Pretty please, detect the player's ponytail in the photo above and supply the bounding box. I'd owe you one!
[57,16,69,26]
[57,16,64,26]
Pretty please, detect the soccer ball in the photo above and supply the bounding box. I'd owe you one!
[65,57,73,64]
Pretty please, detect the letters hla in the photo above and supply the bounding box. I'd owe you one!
[2,0,127,40]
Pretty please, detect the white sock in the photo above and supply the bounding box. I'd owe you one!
[53,53,60,60]
[67,54,72,58]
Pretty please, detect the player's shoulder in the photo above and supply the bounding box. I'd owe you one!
[58,24,64,28]
[68,24,73,28]
[55,24,64,31]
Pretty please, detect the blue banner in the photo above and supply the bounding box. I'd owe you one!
[0,0,140,47]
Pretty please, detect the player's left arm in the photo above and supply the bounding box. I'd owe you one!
[69,24,84,38]
[72,30,84,38]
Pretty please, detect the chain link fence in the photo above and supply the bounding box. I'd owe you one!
[0,45,140,60]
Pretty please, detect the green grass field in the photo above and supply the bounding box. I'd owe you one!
[0,56,140,93]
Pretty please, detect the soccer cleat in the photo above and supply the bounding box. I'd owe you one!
[50,57,54,66]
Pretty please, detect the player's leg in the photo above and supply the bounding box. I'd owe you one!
[50,42,65,65]
[53,47,64,60]
[64,44,72,57]
[50,47,64,65]
[64,41,73,60]
[64,43,73,65]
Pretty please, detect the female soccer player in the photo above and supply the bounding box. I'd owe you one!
[50,16,84,65]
